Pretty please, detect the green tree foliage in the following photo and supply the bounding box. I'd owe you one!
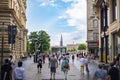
[28,30,50,53]
[27,40,30,52]
[78,44,86,50]
[29,32,38,52]
[67,48,76,52]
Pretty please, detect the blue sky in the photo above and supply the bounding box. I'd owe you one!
[26,0,87,46]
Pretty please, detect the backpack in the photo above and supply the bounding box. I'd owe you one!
[63,61,69,69]
[38,58,42,64]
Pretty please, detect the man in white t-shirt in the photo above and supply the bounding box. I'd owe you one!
[14,61,26,80]
[79,57,88,74]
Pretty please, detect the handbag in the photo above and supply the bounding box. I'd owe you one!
[93,75,101,80]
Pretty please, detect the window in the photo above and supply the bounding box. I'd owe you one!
[93,19,98,27]
[93,33,98,41]
[112,0,117,21]
[113,33,118,55]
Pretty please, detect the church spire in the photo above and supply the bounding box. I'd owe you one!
[60,34,63,46]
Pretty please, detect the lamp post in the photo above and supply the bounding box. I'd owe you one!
[100,0,109,63]
[1,22,4,65]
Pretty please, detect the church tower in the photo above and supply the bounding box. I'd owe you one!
[60,34,63,46]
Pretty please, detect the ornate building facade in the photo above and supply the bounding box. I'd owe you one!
[87,0,99,56]
[94,0,120,63]
[0,0,27,63]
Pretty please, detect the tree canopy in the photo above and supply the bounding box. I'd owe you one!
[27,30,50,53]
[78,44,86,50]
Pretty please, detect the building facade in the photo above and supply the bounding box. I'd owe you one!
[87,0,99,56]
[66,44,79,51]
[94,0,120,63]
[0,0,27,63]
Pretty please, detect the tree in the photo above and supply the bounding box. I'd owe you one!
[37,30,50,52]
[78,44,86,50]
[27,40,31,52]
[29,32,38,52]
[28,30,50,53]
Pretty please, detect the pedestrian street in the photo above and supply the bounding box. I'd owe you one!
[21,55,98,80]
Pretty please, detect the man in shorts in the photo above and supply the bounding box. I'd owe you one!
[49,54,58,80]
[37,56,42,73]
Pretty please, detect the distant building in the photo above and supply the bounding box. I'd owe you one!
[51,46,66,54]
[66,44,79,51]
[51,35,66,53]
[86,0,99,55]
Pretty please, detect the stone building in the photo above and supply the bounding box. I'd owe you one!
[94,0,120,63]
[86,0,99,56]
[66,44,79,52]
[0,0,27,63]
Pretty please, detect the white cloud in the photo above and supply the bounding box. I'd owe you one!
[32,0,87,46]
[53,0,87,46]
[50,30,86,46]
[36,0,56,7]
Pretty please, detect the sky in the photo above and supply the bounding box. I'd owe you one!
[26,0,87,46]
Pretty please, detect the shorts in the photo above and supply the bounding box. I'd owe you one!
[37,63,42,68]
[50,67,56,73]
[80,65,84,70]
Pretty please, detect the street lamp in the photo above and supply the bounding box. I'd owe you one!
[100,0,109,63]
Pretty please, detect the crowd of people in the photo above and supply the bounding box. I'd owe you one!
[1,55,26,80]
[92,54,120,80]
[1,53,120,80]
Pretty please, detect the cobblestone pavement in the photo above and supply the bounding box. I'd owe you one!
[22,56,98,80]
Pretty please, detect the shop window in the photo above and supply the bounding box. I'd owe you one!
[113,33,118,55]
[111,0,117,22]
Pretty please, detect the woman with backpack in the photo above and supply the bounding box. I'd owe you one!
[61,56,70,80]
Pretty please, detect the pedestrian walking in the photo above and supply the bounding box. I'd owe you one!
[42,54,45,63]
[107,61,119,80]
[93,64,107,80]
[14,61,26,80]
[37,56,42,73]
[79,56,87,74]
[1,59,12,80]
[29,53,32,59]
[58,54,62,65]
[61,56,70,80]
[84,55,89,73]
[49,54,58,80]
[8,55,15,67]
[72,54,75,63]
